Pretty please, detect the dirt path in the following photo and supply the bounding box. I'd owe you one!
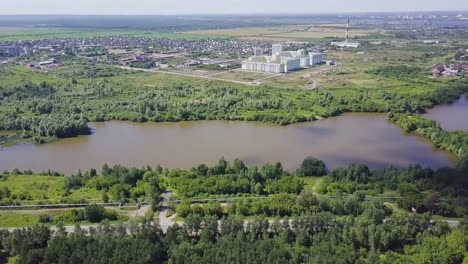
[131,205,150,218]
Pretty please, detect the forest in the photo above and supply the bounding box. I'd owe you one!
[0,212,467,264]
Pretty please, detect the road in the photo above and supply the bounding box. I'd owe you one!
[1,192,460,233]
[158,191,180,231]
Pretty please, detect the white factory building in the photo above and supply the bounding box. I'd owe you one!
[242,44,324,73]
[330,19,361,48]
[331,41,361,48]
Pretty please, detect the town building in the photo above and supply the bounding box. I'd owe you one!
[253,47,263,56]
[423,40,441,44]
[331,41,361,48]
[310,53,324,65]
[0,44,23,57]
[242,44,323,73]
[272,44,283,55]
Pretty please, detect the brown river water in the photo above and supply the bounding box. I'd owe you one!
[423,95,468,131]
[0,113,457,174]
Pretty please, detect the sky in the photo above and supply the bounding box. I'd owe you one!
[1,0,467,15]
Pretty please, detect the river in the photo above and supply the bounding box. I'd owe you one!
[424,95,468,131]
[0,113,457,174]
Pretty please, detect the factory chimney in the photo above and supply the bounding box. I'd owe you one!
[345,19,350,42]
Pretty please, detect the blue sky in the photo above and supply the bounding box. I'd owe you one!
[1,0,468,15]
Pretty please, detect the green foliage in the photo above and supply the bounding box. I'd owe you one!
[389,113,468,157]
[168,158,300,198]
[297,156,327,176]
[2,213,466,264]
[83,204,118,223]
[319,162,468,217]
[367,65,422,78]
[129,61,156,69]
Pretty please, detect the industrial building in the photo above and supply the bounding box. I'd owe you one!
[330,20,361,48]
[242,44,323,73]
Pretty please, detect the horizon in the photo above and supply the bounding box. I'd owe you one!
[0,10,467,17]
[2,0,468,15]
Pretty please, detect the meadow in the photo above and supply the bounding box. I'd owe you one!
[0,27,230,41]
[183,23,377,41]
[0,174,101,204]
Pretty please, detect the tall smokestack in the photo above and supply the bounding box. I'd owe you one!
[346,19,349,42]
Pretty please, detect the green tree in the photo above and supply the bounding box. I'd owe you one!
[84,204,106,223]
[298,157,327,176]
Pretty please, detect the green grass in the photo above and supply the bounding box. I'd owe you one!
[6,257,18,264]
[430,215,464,222]
[384,202,463,223]
[0,211,43,227]
[0,208,130,228]
[0,174,101,204]
[301,177,322,192]
[0,131,31,147]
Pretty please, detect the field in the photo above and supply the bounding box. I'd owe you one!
[0,207,131,227]
[0,27,230,41]
[207,69,279,82]
[0,174,101,204]
[183,24,377,41]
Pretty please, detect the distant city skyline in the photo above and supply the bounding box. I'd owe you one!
[1,0,468,15]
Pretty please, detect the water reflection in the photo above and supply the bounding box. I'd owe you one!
[0,113,457,173]
[424,95,468,131]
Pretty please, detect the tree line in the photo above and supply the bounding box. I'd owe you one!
[0,213,467,264]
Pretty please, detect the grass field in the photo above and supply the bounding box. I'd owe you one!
[184,24,376,41]
[301,177,322,192]
[0,175,101,204]
[211,69,278,82]
[0,207,131,227]
[0,27,230,41]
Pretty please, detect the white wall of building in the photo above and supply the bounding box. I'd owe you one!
[309,53,324,65]
[242,61,284,73]
[272,44,283,55]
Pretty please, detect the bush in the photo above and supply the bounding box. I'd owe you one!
[176,202,191,218]
[39,214,54,224]
[84,204,106,223]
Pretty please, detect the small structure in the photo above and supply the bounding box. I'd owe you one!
[184,59,201,67]
[432,64,467,77]
[423,40,441,44]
